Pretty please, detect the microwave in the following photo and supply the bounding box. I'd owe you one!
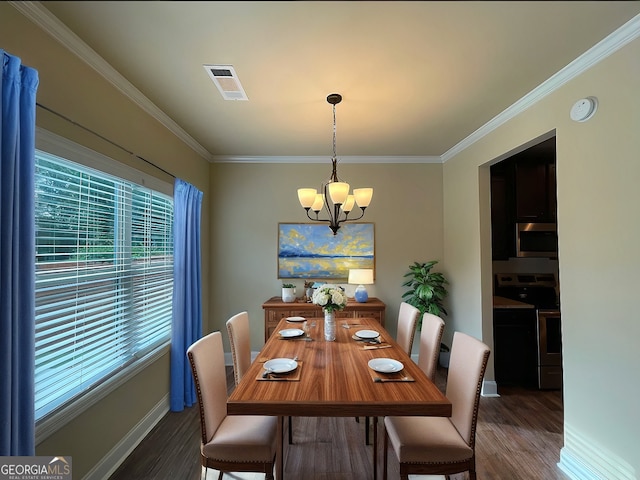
[516,223,558,258]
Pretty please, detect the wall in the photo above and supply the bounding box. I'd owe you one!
[443,35,640,478]
[0,4,211,479]
[208,162,445,350]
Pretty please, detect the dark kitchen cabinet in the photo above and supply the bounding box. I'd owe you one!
[515,158,557,222]
[490,161,516,259]
[490,138,557,259]
[493,308,538,388]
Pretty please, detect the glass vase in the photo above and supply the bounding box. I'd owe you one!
[324,310,336,341]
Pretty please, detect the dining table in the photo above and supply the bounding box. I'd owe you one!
[226,315,452,480]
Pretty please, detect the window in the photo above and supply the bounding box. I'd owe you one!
[34,144,173,424]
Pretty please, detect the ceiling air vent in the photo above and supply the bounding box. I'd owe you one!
[203,64,248,101]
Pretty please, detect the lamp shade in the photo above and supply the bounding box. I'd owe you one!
[353,188,373,208]
[328,181,350,205]
[348,269,374,285]
[341,195,355,213]
[298,188,317,208]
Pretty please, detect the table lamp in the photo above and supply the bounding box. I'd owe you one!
[348,268,374,303]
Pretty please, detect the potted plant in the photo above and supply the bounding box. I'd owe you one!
[401,261,450,366]
[282,283,296,303]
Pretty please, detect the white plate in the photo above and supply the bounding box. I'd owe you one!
[264,358,298,374]
[368,358,404,374]
[279,328,304,338]
[285,316,306,322]
[355,329,380,340]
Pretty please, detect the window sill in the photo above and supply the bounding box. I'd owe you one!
[35,341,170,445]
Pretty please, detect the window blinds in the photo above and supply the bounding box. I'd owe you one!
[34,152,173,421]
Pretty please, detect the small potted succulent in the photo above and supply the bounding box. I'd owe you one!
[281,283,296,303]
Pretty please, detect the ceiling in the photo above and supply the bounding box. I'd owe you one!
[34,1,640,162]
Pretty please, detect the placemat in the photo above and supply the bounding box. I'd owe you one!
[367,368,415,383]
[256,362,303,381]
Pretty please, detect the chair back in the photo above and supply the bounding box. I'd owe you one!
[445,331,490,448]
[396,302,420,354]
[226,311,251,386]
[417,313,445,381]
[187,331,228,445]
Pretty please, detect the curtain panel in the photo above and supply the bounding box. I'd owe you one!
[0,50,39,455]
[170,179,203,411]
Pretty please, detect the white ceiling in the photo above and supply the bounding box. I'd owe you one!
[30,1,640,162]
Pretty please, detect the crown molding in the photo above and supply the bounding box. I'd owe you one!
[441,14,640,163]
[209,155,442,164]
[10,1,213,162]
[13,3,638,165]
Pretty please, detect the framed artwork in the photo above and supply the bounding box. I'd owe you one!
[278,223,375,279]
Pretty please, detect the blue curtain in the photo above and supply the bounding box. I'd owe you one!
[0,50,39,455]
[170,178,203,411]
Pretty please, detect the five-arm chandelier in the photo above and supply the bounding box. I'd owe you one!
[297,93,373,235]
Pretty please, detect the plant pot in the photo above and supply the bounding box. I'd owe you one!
[439,350,450,369]
[282,287,296,303]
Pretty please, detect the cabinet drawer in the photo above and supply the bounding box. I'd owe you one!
[263,297,385,341]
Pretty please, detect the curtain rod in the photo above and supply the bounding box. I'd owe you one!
[36,102,176,179]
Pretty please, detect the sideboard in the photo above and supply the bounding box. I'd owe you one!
[262,297,386,341]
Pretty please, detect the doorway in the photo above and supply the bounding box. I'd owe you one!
[488,135,563,394]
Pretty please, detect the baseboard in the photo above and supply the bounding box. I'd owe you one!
[481,380,500,397]
[558,424,635,480]
[82,394,170,480]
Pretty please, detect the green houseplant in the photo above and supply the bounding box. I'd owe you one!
[402,261,450,362]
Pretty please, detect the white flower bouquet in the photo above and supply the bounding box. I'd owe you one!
[312,285,347,313]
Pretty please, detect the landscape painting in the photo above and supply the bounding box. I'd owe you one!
[278,223,374,279]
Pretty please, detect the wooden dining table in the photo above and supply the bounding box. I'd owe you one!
[227,315,452,480]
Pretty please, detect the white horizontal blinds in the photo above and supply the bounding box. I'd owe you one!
[34,151,173,420]
[130,188,173,356]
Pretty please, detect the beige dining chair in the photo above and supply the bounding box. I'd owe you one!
[396,302,420,355]
[226,311,251,387]
[416,312,445,382]
[361,301,421,444]
[187,331,277,480]
[383,331,490,480]
[226,312,295,444]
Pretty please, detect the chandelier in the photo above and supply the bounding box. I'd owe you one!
[297,93,373,235]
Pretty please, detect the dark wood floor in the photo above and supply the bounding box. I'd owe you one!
[109,366,569,480]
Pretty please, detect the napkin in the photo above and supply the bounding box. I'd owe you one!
[367,368,414,383]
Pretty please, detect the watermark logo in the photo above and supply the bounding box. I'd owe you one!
[0,456,72,480]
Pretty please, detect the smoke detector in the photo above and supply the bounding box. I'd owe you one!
[203,64,248,101]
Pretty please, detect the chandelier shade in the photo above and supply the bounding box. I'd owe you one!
[297,93,373,235]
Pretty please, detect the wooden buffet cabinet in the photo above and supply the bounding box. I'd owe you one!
[262,297,386,341]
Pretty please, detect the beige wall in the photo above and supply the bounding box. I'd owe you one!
[208,162,445,349]
[1,4,211,478]
[5,0,639,477]
[443,36,640,476]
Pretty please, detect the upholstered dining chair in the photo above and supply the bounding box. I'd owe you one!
[361,302,421,444]
[383,331,490,480]
[395,301,421,355]
[225,311,251,387]
[226,312,295,445]
[187,331,276,480]
[416,312,445,381]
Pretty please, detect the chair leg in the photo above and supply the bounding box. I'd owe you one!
[383,428,388,480]
[288,416,293,444]
[365,416,370,445]
[217,470,223,480]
